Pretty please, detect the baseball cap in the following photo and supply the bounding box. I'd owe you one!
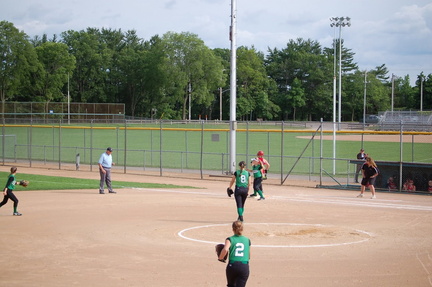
[250,158,257,163]
[107,147,113,152]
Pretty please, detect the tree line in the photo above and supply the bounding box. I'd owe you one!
[1,20,431,121]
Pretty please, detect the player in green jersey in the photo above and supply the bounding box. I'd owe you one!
[0,167,24,216]
[228,161,250,222]
[249,158,265,200]
[218,220,251,287]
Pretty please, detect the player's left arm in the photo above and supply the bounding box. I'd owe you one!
[264,159,270,170]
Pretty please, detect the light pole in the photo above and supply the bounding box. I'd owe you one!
[420,75,424,112]
[229,0,237,174]
[188,82,192,121]
[330,17,351,125]
[391,73,397,113]
[219,87,222,120]
[330,16,350,174]
[363,71,368,128]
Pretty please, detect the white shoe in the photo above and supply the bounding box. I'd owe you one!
[356,194,363,198]
[371,195,376,199]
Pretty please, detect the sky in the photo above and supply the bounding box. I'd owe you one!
[1,0,432,86]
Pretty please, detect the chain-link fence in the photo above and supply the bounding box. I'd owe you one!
[1,119,431,193]
[0,102,125,123]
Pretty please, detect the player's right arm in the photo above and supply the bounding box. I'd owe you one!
[219,238,231,261]
[228,173,236,189]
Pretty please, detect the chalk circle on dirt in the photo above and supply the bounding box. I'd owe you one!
[178,223,373,248]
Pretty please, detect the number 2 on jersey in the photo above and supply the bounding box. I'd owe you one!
[234,242,245,257]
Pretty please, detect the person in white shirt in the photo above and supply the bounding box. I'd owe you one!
[98,147,116,194]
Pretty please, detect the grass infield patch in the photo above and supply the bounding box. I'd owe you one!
[0,172,197,191]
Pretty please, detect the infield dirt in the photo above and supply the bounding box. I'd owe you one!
[1,165,432,286]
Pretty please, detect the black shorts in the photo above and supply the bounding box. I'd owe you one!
[361,177,376,186]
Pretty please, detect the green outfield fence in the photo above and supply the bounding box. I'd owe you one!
[1,116,431,194]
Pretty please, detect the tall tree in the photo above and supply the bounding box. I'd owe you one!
[416,73,432,110]
[397,75,416,109]
[266,38,333,121]
[365,67,391,114]
[286,78,306,120]
[373,64,390,83]
[236,46,279,120]
[60,28,111,103]
[0,21,40,113]
[161,32,225,120]
[32,42,76,106]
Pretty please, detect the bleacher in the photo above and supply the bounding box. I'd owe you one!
[377,111,432,131]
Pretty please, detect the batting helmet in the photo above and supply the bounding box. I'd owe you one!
[257,150,264,156]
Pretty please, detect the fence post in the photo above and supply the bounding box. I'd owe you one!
[76,153,80,170]
[398,121,403,191]
[1,115,4,166]
[58,119,62,170]
[280,121,284,184]
[319,118,323,186]
[29,119,32,168]
[90,120,93,172]
[159,120,163,176]
[200,121,204,179]
[123,122,126,174]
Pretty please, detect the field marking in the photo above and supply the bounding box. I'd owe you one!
[178,223,373,248]
[271,195,432,211]
[134,187,432,212]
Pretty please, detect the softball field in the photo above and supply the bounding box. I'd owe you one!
[1,165,432,287]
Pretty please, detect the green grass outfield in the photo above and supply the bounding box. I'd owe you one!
[0,172,196,191]
[2,123,431,175]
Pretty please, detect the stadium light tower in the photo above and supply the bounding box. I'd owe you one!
[229,0,237,174]
[330,17,351,125]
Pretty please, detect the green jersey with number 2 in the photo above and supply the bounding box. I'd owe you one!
[228,235,250,262]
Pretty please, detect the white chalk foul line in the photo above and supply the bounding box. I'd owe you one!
[134,187,432,212]
[271,195,432,211]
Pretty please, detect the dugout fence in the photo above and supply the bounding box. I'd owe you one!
[0,118,431,194]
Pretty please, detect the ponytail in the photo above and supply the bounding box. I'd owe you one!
[238,161,246,170]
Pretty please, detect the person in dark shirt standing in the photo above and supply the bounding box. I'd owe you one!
[354,148,367,183]
[357,157,379,199]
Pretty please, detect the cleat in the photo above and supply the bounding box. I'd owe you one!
[258,197,265,201]
[13,212,22,216]
[356,194,363,198]
[237,216,244,222]
[249,194,257,197]
[109,191,116,194]
[371,195,376,199]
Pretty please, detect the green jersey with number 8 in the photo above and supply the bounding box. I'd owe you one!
[235,170,250,188]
